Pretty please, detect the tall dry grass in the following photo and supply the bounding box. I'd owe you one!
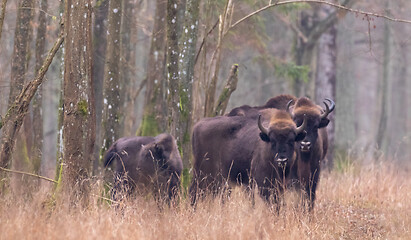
[0,160,410,240]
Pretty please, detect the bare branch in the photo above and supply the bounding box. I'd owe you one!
[214,64,239,116]
[0,166,57,183]
[0,24,64,168]
[273,11,308,43]
[194,19,219,65]
[228,0,411,34]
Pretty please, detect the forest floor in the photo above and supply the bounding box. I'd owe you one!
[0,160,410,240]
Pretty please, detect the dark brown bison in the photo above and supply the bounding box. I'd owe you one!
[251,109,306,205]
[103,133,183,202]
[227,94,335,210]
[189,108,306,205]
[287,97,335,210]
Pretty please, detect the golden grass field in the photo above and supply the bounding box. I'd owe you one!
[1,160,410,240]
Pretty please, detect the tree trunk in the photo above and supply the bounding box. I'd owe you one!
[101,0,123,155]
[177,0,200,170]
[0,29,63,192]
[390,38,408,161]
[0,0,8,42]
[92,0,108,172]
[29,0,48,174]
[376,5,391,154]
[291,0,353,97]
[121,0,138,135]
[139,0,167,137]
[61,0,95,205]
[0,0,34,183]
[315,4,337,170]
[166,0,181,140]
[203,1,232,117]
[335,16,356,156]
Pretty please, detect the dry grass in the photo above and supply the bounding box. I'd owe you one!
[1,161,410,240]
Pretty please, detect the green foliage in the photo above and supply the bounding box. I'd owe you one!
[274,62,310,83]
[77,100,88,117]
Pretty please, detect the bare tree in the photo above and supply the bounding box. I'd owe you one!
[92,0,108,171]
[177,0,200,168]
[121,0,139,135]
[60,0,95,204]
[314,4,337,169]
[291,0,353,97]
[101,0,123,155]
[376,3,391,154]
[29,0,48,174]
[0,0,34,174]
[139,0,167,137]
[166,0,181,140]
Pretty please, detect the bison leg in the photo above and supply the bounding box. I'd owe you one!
[167,172,181,203]
[305,169,320,211]
[111,172,134,203]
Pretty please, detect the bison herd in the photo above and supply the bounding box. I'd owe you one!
[104,94,335,211]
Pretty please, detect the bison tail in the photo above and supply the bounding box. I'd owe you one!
[103,145,118,168]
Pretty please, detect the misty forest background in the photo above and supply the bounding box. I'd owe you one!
[0,0,410,197]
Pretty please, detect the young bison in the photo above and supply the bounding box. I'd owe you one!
[104,133,183,202]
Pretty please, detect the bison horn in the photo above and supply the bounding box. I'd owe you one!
[286,100,294,114]
[257,114,269,135]
[320,98,335,119]
[295,114,307,134]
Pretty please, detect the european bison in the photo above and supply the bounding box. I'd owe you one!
[287,97,335,210]
[104,133,183,202]
[251,109,306,206]
[227,94,335,210]
[189,108,306,205]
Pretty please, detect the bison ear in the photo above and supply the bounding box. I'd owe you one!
[319,118,330,128]
[259,132,270,142]
[295,131,306,142]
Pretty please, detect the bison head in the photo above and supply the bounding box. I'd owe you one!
[257,110,306,167]
[140,134,176,169]
[287,98,335,153]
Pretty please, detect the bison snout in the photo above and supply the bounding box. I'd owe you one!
[276,157,288,167]
[300,141,311,152]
